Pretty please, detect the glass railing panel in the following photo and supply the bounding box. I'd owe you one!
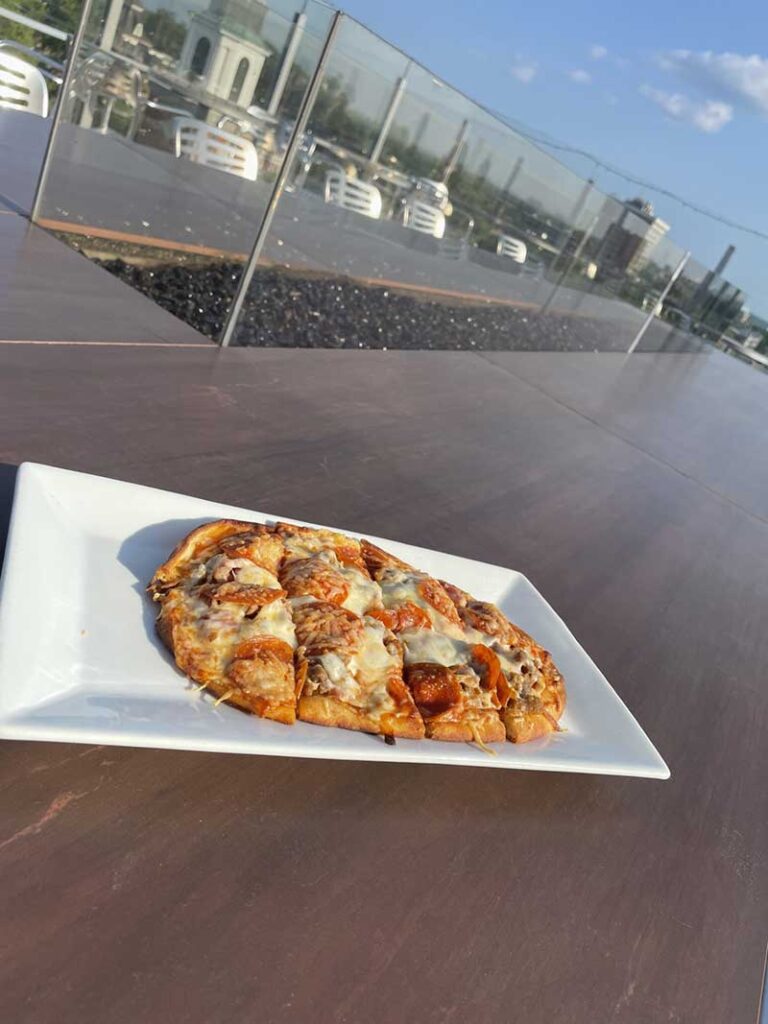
[20,1,760,357]
[232,16,632,349]
[30,0,334,338]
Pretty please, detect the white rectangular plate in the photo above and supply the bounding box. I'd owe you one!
[0,464,669,778]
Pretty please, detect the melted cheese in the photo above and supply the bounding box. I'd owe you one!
[284,544,381,617]
[336,563,381,616]
[356,618,398,683]
[317,653,359,700]
[237,563,279,587]
[492,643,536,677]
[205,555,277,587]
[378,568,463,637]
[378,568,422,606]
[315,618,396,709]
[400,629,469,667]
[282,532,338,561]
[252,598,297,648]
[399,630,499,711]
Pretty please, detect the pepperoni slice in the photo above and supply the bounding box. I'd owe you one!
[233,636,294,663]
[407,664,462,717]
[471,644,509,706]
[199,582,285,607]
[416,579,462,626]
[281,556,350,607]
[368,602,432,632]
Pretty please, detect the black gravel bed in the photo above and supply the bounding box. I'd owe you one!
[97,258,703,353]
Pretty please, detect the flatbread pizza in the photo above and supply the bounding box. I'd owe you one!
[149,521,565,748]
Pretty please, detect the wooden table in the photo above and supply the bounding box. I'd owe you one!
[0,344,766,1024]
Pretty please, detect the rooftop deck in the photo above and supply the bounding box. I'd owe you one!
[1,87,766,1024]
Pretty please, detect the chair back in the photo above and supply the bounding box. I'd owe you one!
[0,51,48,116]
[174,117,258,181]
[403,200,446,239]
[324,170,383,220]
[496,235,527,263]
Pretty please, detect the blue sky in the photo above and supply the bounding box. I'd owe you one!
[337,0,768,315]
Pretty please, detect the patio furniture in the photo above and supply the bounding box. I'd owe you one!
[0,49,49,116]
[69,52,148,138]
[497,234,528,263]
[403,198,446,239]
[0,41,64,86]
[174,117,258,181]
[216,106,275,151]
[324,169,382,219]
[414,177,450,210]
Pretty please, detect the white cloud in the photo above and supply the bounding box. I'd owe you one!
[690,100,733,132]
[640,85,733,132]
[590,45,608,60]
[510,59,538,84]
[569,69,592,84]
[660,50,768,115]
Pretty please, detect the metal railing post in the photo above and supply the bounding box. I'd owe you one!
[267,11,307,116]
[99,0,124,51]
[218,10,343,348]
[368,64,409,168]
[441,118,469,184]
[0,4,69,40]
[29,0,97,223]
[495,157,523,218]
[626,251,690,355]
[537,213,599,317]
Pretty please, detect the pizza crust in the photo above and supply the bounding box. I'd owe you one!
[437,580,566,744]
[298,694,425,739]
[149,519,262,594]
[426,713,506,744]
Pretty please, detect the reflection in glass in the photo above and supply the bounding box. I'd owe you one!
[25,0,755,352]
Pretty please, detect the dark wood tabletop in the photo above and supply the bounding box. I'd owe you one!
[0,344,766,1024]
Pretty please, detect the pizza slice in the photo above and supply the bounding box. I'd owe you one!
[440,581,566,743]
[291,597,425,739]
[361,540,506,745]
[275,522,381,617]
[148,520,298,724]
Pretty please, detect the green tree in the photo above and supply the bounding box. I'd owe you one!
[0,0,83,59]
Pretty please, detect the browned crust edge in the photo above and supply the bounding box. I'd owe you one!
[504,655,566,743]
[438,581,567,743]
[360,538,416,574]
[155,592,296,725]
[426,711,506,744]
[298,695,425,739]
[148,519,265,596]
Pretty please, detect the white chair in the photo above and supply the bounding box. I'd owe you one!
[496,235,528,264]
[0,51,49,117]
[403,200,446,240]
[324,170,382,220]
[174,117,258,181]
